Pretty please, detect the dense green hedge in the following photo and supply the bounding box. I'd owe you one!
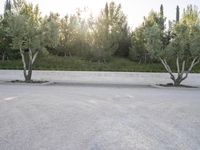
[0,55,200,73]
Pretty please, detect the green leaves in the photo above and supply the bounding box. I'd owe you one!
[143,23,163,58]
[7,1,60,54]
[129,26,146,61]
[91,1,129,60]
[142,5,200,62]
[168,22,200,61]
[7,14,25,49]
[42,13,60,49]
[181,5,200,26]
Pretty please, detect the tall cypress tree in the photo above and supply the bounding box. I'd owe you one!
[4,0,11,14]
[159,4,166,49]
[159,4,165,31]
[104,3,109,39]
[176,5,180,23]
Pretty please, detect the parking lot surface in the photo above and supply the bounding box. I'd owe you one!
[0,83,200,150]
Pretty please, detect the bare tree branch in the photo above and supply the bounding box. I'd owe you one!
[181,60,185,76]
[32,50,39,64]
[160,58,175,81]
[20,47,27,77]
[188,57,198,72]
[176,57,180,76]
[181,57,199,82]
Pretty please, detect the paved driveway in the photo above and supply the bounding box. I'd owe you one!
[0,84,200,150]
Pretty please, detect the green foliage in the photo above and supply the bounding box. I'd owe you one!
[143,5,200,85]
[0,55,168,72]
[58,10,90,57]
[7,2,59,55]
[0,0,13,61]
[4,0,11,15]
[181,5,200,26]
[130,7,168,63]
[42,13,60,49]
[168,21,200,61]
[0,17,4,51]
[143,23,163,58]
[6,0,60,81]
[159,4,165,31]
[90,1,130,61]
[176,5,180,23]
[143,11,160,27]
[1,0,200,82]
[129,26,148,63]
[116,23,131,57]
[7,3,41,51]
[144,10,200,61]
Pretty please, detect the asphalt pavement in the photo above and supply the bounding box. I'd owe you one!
[0,83,200,150]
[0,70,200,150]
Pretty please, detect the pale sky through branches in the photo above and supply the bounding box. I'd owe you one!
[0,0,200,28]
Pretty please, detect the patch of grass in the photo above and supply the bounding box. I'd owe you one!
[0,55,200,73]
[0,60,22,70]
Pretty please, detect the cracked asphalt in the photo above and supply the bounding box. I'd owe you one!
[0,84,200,150]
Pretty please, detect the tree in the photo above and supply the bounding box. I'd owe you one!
[143,11,160,27]
[58,10,90,57]
[7,0,59,82]
[0,16,5,61]
[42,12,60,52]
[176,5,180,23]
[90,2,130,61]
[0,0,12,62]
[129,25,148,63]
[129,10,162,63]
[116,23,131,57]
[182,5,200,26]
[159,4,165,31]
[144,6,200,86]
[158,4,171,51]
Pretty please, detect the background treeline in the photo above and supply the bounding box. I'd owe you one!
[0,0,200,69]
[0,0,132,62]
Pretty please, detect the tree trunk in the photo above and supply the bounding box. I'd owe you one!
[19,48,38,83]
[138,58,142,64]
[2,53,5,62]
[20,48,28,82]
[160,57,199,86]
[144,53,147,64]
[173,75,183,86]
[25,66,32,82]
[25,48,33,82]
[68,51,72,57]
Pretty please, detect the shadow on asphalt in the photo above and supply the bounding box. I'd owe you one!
[1,80,199,89]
